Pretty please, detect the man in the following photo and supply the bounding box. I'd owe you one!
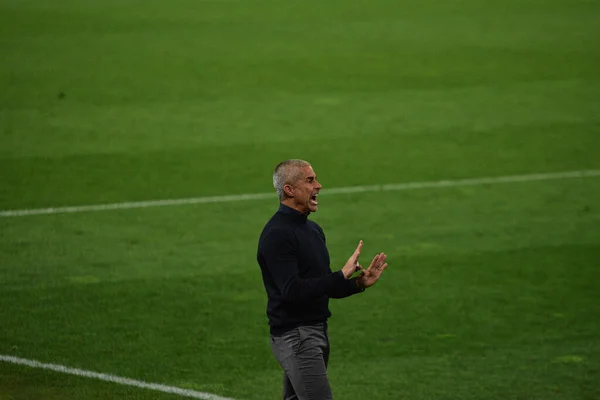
[257,159,389,400]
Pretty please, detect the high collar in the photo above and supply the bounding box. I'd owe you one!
[278,203,309,221]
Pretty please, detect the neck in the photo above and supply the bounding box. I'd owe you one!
[281,199,308,215]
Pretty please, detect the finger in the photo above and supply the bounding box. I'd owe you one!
[377,253,387,267]
[352,240,364,262]
[355,263,363,272]
[373,253,387,267]
[355,240,363,256]
[369,253,381,269]
[346,241,363,264]
[375,265,387,279]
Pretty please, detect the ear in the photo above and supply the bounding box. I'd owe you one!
[283,184,294,198]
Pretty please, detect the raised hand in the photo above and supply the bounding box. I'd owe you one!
[341,240,363,279]
[357,252,388,288]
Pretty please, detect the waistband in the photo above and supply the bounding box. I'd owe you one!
[270,321,328,337]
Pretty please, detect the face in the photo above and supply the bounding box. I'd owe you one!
[286,165,323,214]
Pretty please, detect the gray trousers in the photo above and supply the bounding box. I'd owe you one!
[270,322,333,400]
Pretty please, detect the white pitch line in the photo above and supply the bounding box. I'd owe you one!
[0,355,236,400]
[1,169,599,218]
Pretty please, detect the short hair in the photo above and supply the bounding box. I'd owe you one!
[273,159,311,200]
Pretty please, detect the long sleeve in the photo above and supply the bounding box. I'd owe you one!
[261,228,349,303]
[314,224,364,299]
[328,277,364,299]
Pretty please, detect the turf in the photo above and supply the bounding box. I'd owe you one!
[1,0,599,399]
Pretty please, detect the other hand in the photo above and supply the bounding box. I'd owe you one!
[357,252,388,288]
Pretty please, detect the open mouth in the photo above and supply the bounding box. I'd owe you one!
[310,193,318,205]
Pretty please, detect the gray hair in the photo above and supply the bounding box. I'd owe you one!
[273,159,311,200]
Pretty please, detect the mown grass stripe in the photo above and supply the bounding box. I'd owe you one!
[1,170,599,218]
[0,355,236,400]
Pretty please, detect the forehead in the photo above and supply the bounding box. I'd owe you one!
[299,165,316,178]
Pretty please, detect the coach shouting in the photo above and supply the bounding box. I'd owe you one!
[257,159,389,400]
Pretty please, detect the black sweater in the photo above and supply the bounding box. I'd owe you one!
[257,204,363,335]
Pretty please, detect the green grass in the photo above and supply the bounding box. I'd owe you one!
[1,0,599,399]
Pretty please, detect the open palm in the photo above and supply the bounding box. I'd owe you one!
[357,253,388,288]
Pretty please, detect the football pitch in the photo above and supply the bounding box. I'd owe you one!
[1,0,599,399]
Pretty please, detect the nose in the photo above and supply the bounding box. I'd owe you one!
[315,179,323,190]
